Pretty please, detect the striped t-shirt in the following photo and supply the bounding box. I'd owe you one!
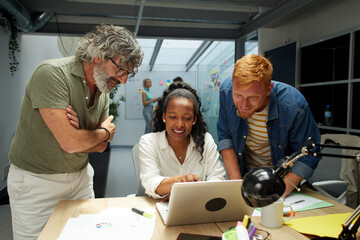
[244,105,272,170]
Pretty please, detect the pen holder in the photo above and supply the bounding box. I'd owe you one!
[261,198,294,228]
[222,225,256,240]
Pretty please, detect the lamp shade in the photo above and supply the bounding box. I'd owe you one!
[241,167,286,207]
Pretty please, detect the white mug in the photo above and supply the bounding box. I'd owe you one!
[261,198,294,228]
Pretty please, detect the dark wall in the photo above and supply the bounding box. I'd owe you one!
[265,41,297,87]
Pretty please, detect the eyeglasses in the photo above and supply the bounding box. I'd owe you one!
[109,58,135,79]
[254,229,271,240]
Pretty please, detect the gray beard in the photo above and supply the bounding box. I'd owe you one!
[93,64,116,94]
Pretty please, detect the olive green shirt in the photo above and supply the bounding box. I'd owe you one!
[8,56,109,174]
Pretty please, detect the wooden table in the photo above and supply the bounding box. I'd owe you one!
[38,189,354,240]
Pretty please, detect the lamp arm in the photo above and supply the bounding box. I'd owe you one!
[338,205,360,240]
[344,205,360,227]
[277,139,360,175]
[275,145,310,178]
[315,152,360,160]
[339,220,360,240]
[241,136,360,212]
[283,146,309,167]
[313,143,360,161]
[315,143,360,151]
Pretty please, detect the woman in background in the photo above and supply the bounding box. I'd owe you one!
[139,82,225,200]
[142,78,158,134]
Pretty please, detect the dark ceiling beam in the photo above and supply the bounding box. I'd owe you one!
[186,40,213,72]
[238,0,332,38]
[49,14,240,30]
[149,39,163,71]
[38,22,240,39]
[134,0,145,36]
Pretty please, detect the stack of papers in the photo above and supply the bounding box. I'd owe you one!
[252,192,334,216]
[283,192,334,212]
[57,207,156,240]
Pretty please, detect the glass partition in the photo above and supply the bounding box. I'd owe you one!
[196,41,235,144]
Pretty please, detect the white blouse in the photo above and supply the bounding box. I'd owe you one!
[139,131,226,199]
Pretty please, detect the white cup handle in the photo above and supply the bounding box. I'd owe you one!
[283,204,294,221]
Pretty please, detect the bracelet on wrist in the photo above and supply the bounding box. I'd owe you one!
[99,127,110,142]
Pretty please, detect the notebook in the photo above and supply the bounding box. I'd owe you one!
[156,180,253,226]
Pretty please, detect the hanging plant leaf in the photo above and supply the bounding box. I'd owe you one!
[109,101,120,121]
[6,12,20,75]
[109,85,126,123]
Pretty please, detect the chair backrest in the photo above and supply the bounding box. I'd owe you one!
[131,143,146,196]
[308,138,343,183]
[307,137,346,200]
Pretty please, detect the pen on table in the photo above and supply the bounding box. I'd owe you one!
[131,207,153,218]
[290,200,305,205]
[283,210,296,217]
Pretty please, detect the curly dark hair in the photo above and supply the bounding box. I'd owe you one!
[152,82,207,160]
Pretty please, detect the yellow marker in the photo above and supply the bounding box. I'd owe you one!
[131,207,153,218]
[242,215,250,228]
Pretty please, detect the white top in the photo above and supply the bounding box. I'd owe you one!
[139,131,226,199]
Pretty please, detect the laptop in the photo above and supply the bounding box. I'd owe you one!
[156,180,253,226]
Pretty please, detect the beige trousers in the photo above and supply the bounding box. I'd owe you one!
[7,163,95,240]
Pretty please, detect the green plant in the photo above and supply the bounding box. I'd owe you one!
[109,85,126,122]
[6,13,20,75]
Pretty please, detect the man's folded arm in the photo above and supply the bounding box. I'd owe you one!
[39,108,109,153]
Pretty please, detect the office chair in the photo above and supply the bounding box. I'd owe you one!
[307,138,347,205]
[131,143,146,196]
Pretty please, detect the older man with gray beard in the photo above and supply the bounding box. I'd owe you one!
[7,24,143,240]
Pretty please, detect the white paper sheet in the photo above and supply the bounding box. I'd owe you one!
[57,207,156,240]
[252,192,324,216]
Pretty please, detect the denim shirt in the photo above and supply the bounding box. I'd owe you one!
[217,78,321,180]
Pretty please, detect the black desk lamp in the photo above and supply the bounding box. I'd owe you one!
[241,137,360,240]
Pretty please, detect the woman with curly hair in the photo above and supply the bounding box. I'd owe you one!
[139,82,225,200]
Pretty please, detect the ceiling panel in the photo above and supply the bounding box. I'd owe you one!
[136,38,157,65]
[155,39,203,65]
[0,0,333,71]
[0,0,334,39]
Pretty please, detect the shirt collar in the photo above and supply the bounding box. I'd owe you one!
[71,56,86,80]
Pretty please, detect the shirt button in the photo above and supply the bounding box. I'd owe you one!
[82,80,85,84]
[85,96,89,100]
[238,153,241,156]
[278,145,281,148]
[243,136,246,138]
